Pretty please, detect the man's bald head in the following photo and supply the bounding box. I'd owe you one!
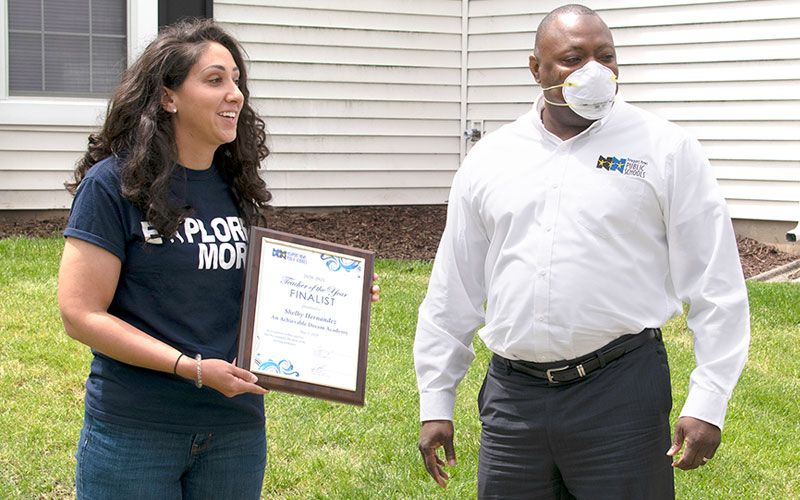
[534,4,610,58]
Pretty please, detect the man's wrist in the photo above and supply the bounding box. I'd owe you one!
[419,391,456,422]
[680,386,730,430]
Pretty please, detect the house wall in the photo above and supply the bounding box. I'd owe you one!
[215,0,464,206]
[1,0,799,239]
[465,0,800,224]
[0,0,158,211]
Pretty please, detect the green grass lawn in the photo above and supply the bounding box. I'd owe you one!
[1,236,798,499]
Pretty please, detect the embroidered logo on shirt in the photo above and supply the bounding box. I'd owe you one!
[596,155,647,178]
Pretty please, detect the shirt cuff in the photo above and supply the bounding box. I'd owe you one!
[419,390,456,422]
[679,385,731,430]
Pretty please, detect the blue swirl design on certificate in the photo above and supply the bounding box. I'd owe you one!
[320,254,362,273]
[257,359,300,377]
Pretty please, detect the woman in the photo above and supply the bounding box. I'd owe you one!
[58,19,377,498]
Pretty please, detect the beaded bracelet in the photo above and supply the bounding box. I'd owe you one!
[172,353,184,375]
[195,353,203,388]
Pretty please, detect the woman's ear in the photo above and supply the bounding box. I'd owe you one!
[161,87,177,114]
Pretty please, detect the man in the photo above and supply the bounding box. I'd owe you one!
[414,4,750,499]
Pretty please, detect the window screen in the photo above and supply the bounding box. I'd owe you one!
[8,0,127,97]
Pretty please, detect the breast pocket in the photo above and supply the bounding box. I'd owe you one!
[575,171,646,239]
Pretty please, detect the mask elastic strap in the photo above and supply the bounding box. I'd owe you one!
[542,96,572,108]
[541,81,577,107]
[541,81,578,92]
[542,74,618,93]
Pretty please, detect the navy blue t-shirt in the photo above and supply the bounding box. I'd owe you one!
[65,156,264,432]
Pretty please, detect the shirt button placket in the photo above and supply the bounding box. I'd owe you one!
[532,148,567,351]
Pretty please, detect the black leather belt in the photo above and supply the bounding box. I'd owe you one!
[500,328,660,384]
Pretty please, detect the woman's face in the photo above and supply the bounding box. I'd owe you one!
[162,42,244,163]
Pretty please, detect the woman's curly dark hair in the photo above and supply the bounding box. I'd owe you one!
[66,18,271,237]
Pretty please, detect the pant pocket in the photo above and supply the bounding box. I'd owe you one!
[477,370,489,416]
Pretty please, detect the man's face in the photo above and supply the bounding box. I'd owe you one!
[530,13,618,105]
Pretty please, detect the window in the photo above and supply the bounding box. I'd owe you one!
[159,0,212,29]
[8,0,127,97]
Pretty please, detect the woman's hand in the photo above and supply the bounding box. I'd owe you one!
[177,357,268,398]
[371,273,381,302]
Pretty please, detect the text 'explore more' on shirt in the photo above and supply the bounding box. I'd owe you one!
[64,156,264,433]
[414,97,750,428]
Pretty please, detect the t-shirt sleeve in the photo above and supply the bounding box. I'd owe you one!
[64,168,129,263]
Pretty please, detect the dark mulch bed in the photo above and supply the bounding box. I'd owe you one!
[736,234,797,278]
[260,206,445,261]
[2,206,796,278]
[0,218,68,240]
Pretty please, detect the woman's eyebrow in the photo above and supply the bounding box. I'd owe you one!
[200,64,240,73]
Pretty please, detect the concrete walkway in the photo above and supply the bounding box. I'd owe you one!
[748,259,800,283]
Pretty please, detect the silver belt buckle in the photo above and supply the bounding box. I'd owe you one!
[546,365,570,383]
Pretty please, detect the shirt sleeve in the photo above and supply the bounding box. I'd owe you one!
[64,165,129,262]
[664,136,751,430]
[414,159,490,422]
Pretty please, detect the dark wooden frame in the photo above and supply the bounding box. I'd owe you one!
[236,227,374,406]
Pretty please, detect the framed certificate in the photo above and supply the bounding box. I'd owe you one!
[236,227,375,406]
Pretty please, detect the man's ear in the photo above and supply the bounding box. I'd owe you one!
[161,87,176,113]
[529,54,541,84]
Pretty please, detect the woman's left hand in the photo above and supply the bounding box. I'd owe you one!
[371,273,380,302]
[191,358,269,398]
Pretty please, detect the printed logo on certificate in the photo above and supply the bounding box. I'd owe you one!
[237,227,374,405]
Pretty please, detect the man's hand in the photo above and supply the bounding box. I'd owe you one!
[418,420,457,488]
[667,416,721,470]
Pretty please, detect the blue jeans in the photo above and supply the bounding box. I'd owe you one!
[75,413,266,500]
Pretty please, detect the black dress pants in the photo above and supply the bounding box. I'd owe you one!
[477,335,674,500]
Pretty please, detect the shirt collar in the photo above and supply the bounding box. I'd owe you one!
[529,93,621,142]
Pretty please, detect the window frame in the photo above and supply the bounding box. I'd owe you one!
[0,0,158,127]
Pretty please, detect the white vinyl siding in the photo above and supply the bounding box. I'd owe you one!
[1,0,798,224]
[0,126,91,209]
[215,0,463,207]
[466,0,800,221]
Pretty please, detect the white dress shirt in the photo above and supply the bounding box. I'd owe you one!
[414,96,750,429]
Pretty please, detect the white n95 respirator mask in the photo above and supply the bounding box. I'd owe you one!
[542,61,618,120]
